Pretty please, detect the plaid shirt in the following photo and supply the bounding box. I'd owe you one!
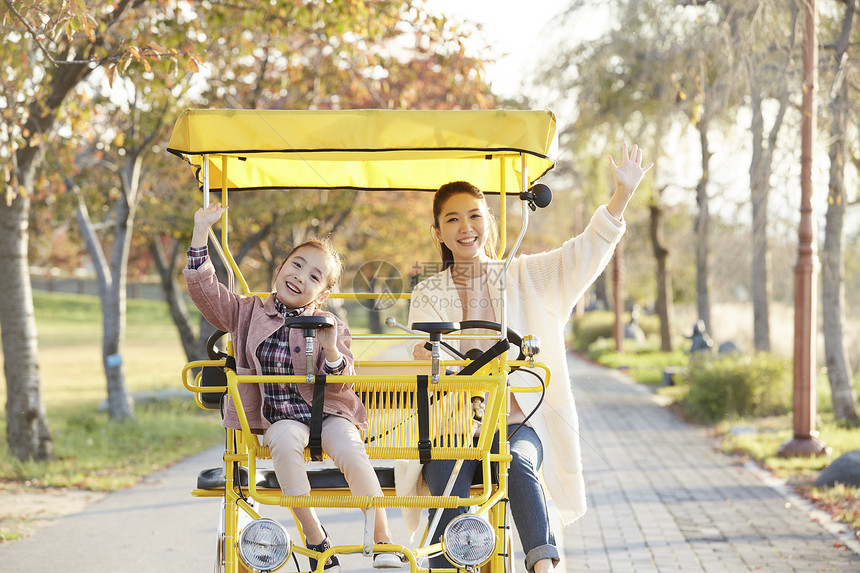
[187,246,345,425]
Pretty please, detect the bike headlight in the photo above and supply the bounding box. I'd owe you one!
[441,514,495,568]
[237,518,291,572]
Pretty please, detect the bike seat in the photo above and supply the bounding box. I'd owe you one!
[197,466,268,489]
[196,465,396,490]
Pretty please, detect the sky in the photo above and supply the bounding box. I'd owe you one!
[424,0,572,98]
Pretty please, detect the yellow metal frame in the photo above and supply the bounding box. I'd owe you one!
[182,357,550,573]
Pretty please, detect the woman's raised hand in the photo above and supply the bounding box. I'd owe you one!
[607,143,653,220]
[609,143,652,191]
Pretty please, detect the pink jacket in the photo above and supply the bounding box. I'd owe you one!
[183,259,367,432]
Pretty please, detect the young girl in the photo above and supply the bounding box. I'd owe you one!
[184,203,403,571]
[402,144,652,573]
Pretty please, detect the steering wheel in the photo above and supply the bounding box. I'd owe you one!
[454,320,525,363]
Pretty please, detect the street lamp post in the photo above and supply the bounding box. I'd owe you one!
[778,0,827,458]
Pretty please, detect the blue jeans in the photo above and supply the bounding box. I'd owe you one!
[422,425,559,573]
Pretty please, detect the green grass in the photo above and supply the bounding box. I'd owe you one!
[717,415,860,479]
[0,291,222,491]
[1,291,198,411]
[1,399,221,491]
[586,336,688,385]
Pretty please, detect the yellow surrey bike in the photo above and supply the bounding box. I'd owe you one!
[168,109,556,573]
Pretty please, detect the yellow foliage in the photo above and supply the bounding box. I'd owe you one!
[185,57,199,74]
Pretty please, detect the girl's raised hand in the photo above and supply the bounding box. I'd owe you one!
[190,202,227,248]
[194,202,227,228]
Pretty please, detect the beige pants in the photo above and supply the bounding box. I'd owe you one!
[264,416,383,497]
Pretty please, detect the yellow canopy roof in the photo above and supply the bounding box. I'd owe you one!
[167,109,557,193]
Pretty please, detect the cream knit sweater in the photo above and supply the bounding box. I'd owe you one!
[396,204,625,536]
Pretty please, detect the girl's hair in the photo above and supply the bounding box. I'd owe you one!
[272,237,344,296]
[432,181,499,269]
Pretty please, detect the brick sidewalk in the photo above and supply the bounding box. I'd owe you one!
[563,354,860,572]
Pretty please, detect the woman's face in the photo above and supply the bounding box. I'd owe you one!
[433,192,490,263]
[273,245,333,309]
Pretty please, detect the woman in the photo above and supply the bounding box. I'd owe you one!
[399,144,652,573]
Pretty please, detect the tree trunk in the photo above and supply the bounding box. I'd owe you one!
[695,115,712,333]
[101,155,144,420]
[3,0,140,454]
[0,193,54,461]
[746,41,791,354]
[821,4,857,422]
[73,157,140,420]
[2,49,95,461]
[150,237,202,362]
[649,199,673,352]
[749,87,771,352]
[612,243,623,352]
[593,273,609,311]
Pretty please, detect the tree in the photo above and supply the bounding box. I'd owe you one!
[39,1,471,421]
[144,1,498,351]
[536,0,717,351]
[820,0,858,422]
[659,1,796,349]
[675,0,801,352]
[0,0,201,458]
[732,0,799,352]
[64,88,177,420]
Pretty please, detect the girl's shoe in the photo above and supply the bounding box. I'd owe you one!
[306,532,341,573]
[372,544,406,569]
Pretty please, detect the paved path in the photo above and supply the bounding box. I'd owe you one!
[0,443,221,572]
[1,354,858,572]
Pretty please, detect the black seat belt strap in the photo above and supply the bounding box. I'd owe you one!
[309,374,326,461]
[457,339,510,376]
[416,374,432,464]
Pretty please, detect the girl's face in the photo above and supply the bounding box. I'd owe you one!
[433,193,490,263]
[274,245,333,310]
